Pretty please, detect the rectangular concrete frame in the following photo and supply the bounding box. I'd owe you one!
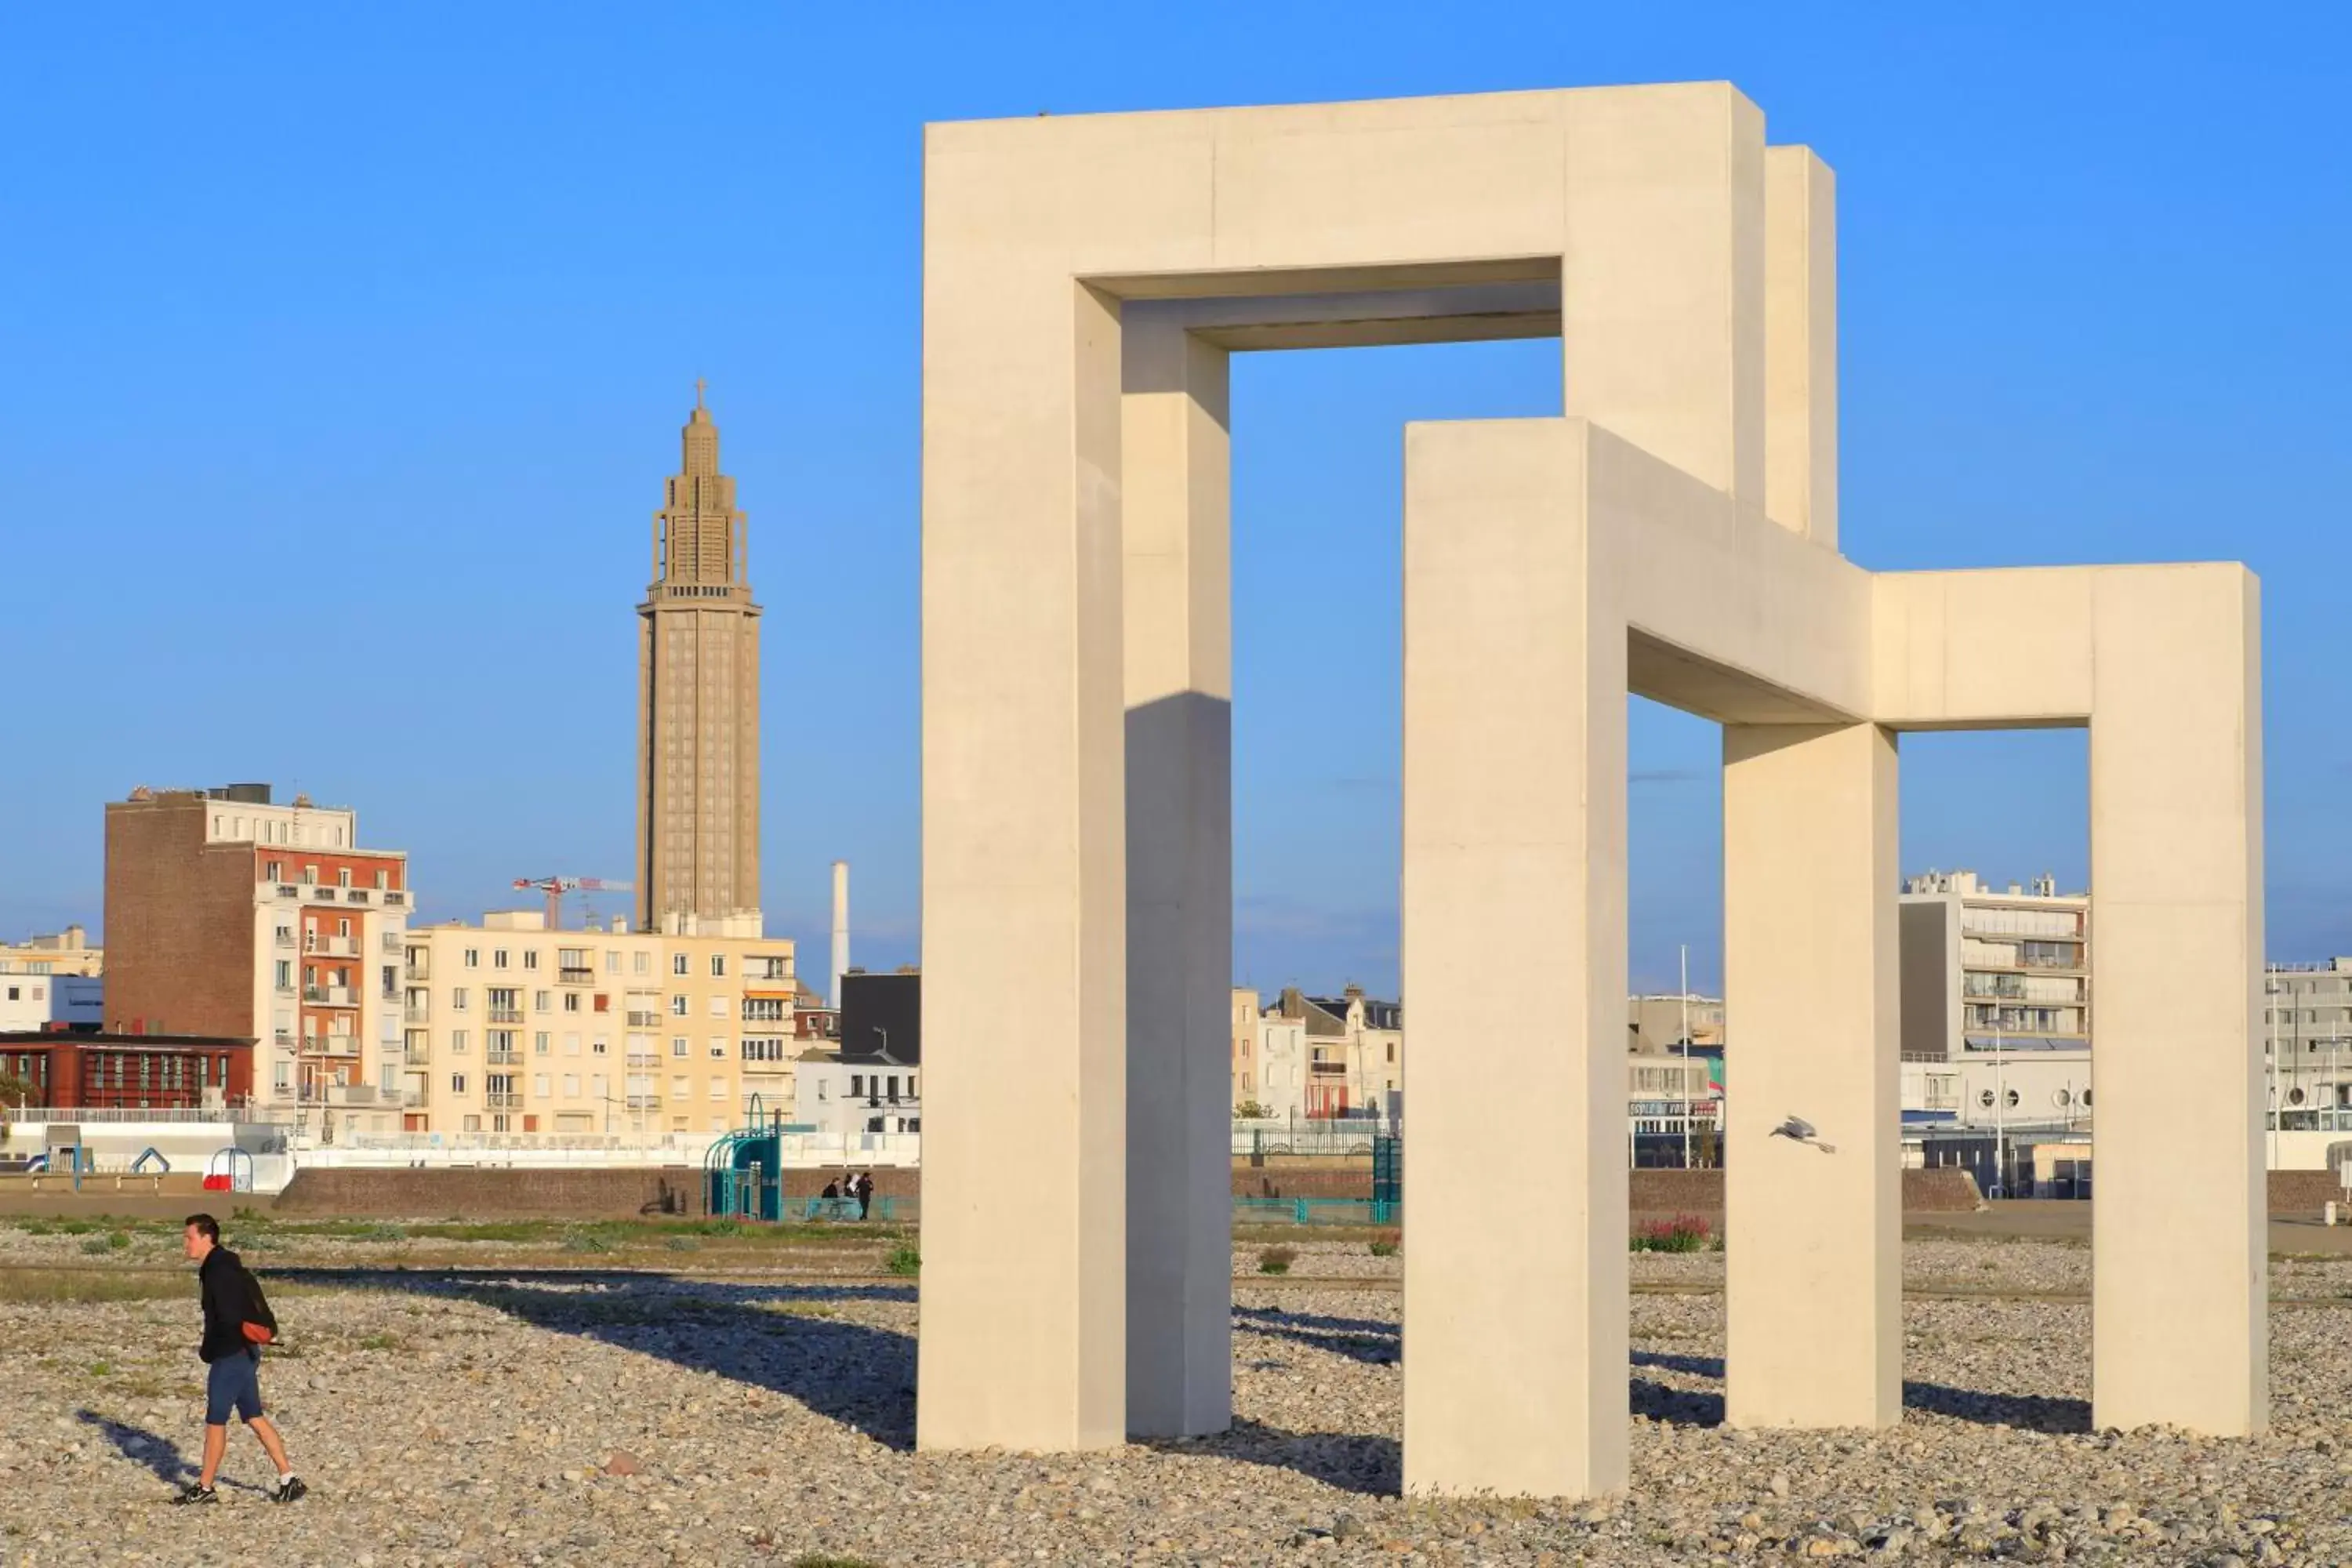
[920,82,2264,1491]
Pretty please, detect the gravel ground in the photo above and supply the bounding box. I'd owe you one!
[2,1239,2348,1566]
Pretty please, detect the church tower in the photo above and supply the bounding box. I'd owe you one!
[636,383,763,934]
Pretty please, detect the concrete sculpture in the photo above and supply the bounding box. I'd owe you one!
[916,83,2264,1498]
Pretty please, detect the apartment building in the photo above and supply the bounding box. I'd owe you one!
[2264,959,2352,1123]
[0,924,104,977]
[1628,991,1726,1054]
[103,783,412,1129]
[1899,869,2090,1062]
[399,910,798,1135]
[1231,985,1402,1119]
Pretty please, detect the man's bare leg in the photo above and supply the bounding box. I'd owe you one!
[198,1423,228,1488]
[247,1415,291,1476]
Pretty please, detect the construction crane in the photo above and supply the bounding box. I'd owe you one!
[511,876,633,930]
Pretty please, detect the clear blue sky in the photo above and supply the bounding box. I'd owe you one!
[3,5,2345,996]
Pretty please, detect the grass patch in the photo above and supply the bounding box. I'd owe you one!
[1368,1232,1400,1258]
[1631,1214,1711,1254]
[561,1230,615,1254]
[1257,1245,1297,1276]
[79,1237,113,1255]
[884,1244,920,1277]
[106,1230,131,1251]
[89,1360,112,1377]
[790,1555,883,1568]
[665,1235,701,1253]
[356,1332,401,1352]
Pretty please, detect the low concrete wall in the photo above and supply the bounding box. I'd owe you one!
[2270,1169,2352,1213]
[274,1166,702,1221]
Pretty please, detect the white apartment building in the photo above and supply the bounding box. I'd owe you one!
[1900,869,2090,1062]
[0,924,103,978]
[2265,959,2352,1125]
[400,910,798,1136]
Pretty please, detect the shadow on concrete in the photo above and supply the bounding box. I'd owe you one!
[339,1274,919,1451]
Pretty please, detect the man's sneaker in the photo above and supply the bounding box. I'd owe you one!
[170,1483,218,1505]
[272,1475,307,1504]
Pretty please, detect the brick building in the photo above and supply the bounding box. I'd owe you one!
[103,783,412,1129]
[0,1029,252,1112]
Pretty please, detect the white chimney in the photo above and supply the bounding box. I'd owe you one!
[830,860,851,1010]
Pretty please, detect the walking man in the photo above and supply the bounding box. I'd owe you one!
[173,1214,304,1505]
[854,1170,876,1220]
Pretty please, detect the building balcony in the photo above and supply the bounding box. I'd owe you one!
[405,962,430,983]
[308,887,336,902]
[402,1007,430,1027]
[560,967,594,985]
[303,985,358,1007]
[273,930,296,949]
[384,891,406,908]
[273,884,299,900]
[274,980,296,997]
[381,933,404,955]
[624,1094,662,1110]
[346,889,372,905]
[307,1036,361,1057]
[485,1091,522,1110]
[486,1048,521,1066]
[401,1088,426,1109]
[488,1007,523,1024]
[273,1029,296,1049]
[306,935,356,958]
[403,1047,430,1067]
[307,1083,378,1107]
[625,1011,660,1029]
[1308,1061,1347,1076]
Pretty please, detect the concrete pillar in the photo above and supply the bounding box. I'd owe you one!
[1121,313,1234,1437]
[1763,147,1837,546]
[1722,722,1900,1428]
[1402,419,1628,1498]
[916,281,1130,1451]
[2089,565,2265,1435]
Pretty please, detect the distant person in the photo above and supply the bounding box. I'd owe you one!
[173,1214,304,1505]
[855,1171,876,1220]
[821,1178,840,1200]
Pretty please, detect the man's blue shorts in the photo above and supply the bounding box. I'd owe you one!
[205,1348,263,1425]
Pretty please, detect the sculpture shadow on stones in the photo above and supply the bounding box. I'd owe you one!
[325,1272,920,1451]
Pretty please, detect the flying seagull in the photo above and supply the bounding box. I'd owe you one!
[1770,1116,1836,1154]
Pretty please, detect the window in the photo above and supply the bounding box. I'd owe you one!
[265,861,283,882]
[742,997,787,1022]
[670,996,688,1017]
[452,1074,467,1094]
[564,1033,581,1055]
[375,869,388,889]
[451,1030,470,1054]
[463,949,480,969]
[535,1031,551,1055]
[817,1079,829,1102]
[672,953,689,976]
[452,987,469,1011]
[671,1076,690,1101]
[564,1073,580,1097]
[710,954,726,978]
[710,1079,729,1100]
[591,1073,608,1098]
[302,865,318,884]
[633,952,649,975]
[709,996,726,1018]
[606,951,622,974]
[492,949,509,970]
[672,1036,688,1058]
[742,1037,788,1062]
[524,951,540,971]
[592,1037,608,1054]
[337,917,351,938]
[534,991,550,1011]
[338,868,352,888]
[535,1075,550,1098]
[851,1073,864,1097]
[274,1062,291,1090]
[274,960,292,989]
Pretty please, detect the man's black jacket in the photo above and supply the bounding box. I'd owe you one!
[196,1247,259,1364]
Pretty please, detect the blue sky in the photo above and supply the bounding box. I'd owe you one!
[2,5,2345,995]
